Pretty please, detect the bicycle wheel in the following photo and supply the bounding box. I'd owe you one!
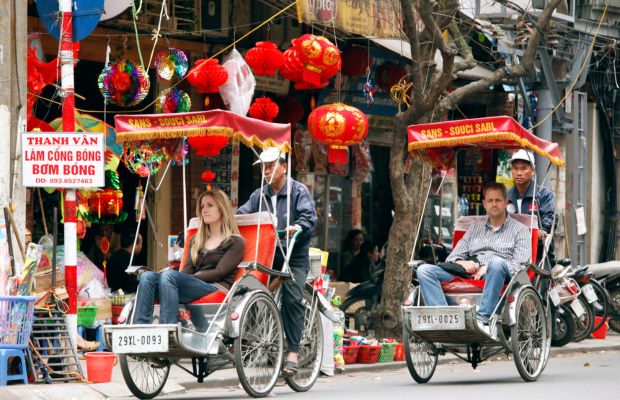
[511,287,549,382]
[590,279,608,332]
[285,293,323,392]
[234,292,284,398]
[403,327,437,383]
[119,354,170,399]
[572,295,595,342]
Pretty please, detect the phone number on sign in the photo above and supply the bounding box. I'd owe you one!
[34,177,93,185]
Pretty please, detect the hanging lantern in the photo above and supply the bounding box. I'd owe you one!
[155,88,191,113]
[187,58,229,94]
[293,34,340,87]
[341,46,372,77]
[98,59,151,107]
[375,62,407,92]
[88,188,124,219]
[153,48,189,82]
[307,103,369,164]
[201,170,216,183]
[245,42,284,76]
[248,97,279,122]
[280,47,304,84]
[274,96,305,126]
[188,135,230,157]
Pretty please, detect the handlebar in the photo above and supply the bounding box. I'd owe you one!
[527,263,552,278]
[276,228,302,240]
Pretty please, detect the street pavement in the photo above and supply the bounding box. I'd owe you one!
[0,332,620,400]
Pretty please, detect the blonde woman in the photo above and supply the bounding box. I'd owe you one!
[133,190,245,324]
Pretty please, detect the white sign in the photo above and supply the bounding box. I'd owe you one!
[22,132,105,188]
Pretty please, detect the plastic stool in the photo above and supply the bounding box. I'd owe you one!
[0,348,29,386]
[77,325,105,352]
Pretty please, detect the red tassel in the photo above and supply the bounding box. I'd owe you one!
[328,147,348,164]
[302,65,322,87]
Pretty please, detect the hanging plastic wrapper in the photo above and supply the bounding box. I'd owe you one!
[293,124,312,172]
[218,48,256,116]
[135,183,146,221]
[351,140,373,183]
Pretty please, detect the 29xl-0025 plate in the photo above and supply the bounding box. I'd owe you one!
[410,307,467,331]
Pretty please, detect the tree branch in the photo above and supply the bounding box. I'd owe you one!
[400,0,424,107]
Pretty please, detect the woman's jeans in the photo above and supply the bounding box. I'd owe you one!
[133,269,219,324]
[417,258,512,319]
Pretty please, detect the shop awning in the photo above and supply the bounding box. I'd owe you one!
[368,37,494,81]
[407,116,565,167]
[114,110,291,151]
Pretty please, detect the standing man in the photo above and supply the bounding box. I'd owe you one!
[417,182,531,338]
[237,147,317,377]
[106,229,142,293]
[507,149,555,264]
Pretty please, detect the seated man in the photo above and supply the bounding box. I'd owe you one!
[416,182,531,336]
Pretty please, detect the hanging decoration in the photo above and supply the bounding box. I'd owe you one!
[84,170,128,225]
[375,62,407,92]
[201,169,216,191]
[204,92,226,110]
[281,35,341,89]
[248,97,279,122]
[274,96,305,126]
[153,48,188,82]
[155,88,192,113]
[123,141,168,177]
[341,46,372,77]
[219,48,256,116]
[187,135,230,157]
[362,81,377,109]
[98,59,150,107]
[134,183,146,221]
[172,138,189,166]
[187,58,229,94]
[245,42,284,76]
[307,103,369,164]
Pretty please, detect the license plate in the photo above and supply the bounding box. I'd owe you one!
[581,284,598,303]
[570,299,586,318]
[410,308,466,330]
[112,328,169,353]
[549,288,561,306]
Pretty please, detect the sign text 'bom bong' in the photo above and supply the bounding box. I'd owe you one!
[22,132,105,188]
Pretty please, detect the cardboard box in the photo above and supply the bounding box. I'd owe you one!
[35,268,65,292]
[329,281,358,301]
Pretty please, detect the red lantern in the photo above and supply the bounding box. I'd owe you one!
[187,58,229,94]
[375,62,407,92]
[307,103,369,164]
[294,34,340,87]
[341,46,372,76]
[248,97,279,122]
[188,135,230,157]
[275,96,305,126]
[245,42,284,76]
[88,188,124,219]
[201,169,216,183]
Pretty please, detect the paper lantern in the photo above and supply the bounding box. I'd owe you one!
[88,188,123,219]
[375,62,407,92]
[245,42,284,76]
[188,135,230,157]
[201,170,216,183]
[341,46,372,77]
[248,97,279,122]
[294,34,340,87]
[275,96,305,125]
[187,58,229,94]
[307,103,369,164]
[281,44,340,90]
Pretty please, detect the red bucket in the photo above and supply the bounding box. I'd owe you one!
[85,352,117,383]
[592,317,608,340]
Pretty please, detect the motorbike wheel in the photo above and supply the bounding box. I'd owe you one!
[340,296,373,336]
[551,305,576,347]
[590,279,609,332]
[119,354,171,399]
[572,295,595,342]
[234,292,284,398]
[285,293,323,392]
[608,287,620,334]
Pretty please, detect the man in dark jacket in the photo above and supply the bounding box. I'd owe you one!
[507,149,555,264]
[106,230,142,293]
[237,147,317,377]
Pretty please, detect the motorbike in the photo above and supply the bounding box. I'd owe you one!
[587,261,620,333]
[548,261,585,347]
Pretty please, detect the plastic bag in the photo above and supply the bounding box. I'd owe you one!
[219,48,256,116]
[293,125,312,172]
[352,140,373,182]
[78,277,107,299]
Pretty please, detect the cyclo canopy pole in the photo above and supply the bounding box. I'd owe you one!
[59,0,78,346]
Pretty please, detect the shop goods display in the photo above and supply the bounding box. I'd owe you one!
[98,59,151,107]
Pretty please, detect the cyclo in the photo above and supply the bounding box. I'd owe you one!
[103,110,331,398]
[401,116,564,383]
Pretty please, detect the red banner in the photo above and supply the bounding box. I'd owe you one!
[407,116,564,167]
[114,109,291,151]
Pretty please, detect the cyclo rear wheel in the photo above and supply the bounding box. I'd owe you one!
[285,292,323,392]
[119,354,171,399]
[234,291,284,398]
[403,288,437,384]
[511,287,549,382]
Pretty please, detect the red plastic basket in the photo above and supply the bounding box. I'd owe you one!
[358,345,381,364]
[343,345,360,364]
[111,305,124,325]
[394,342,405,361]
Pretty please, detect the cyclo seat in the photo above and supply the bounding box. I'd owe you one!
[441,214,539,294]
[179,212,277,304]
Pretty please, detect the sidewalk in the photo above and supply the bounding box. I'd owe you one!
[2,332,619,399]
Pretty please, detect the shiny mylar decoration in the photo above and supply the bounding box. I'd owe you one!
[98,59,150,107]
[123,141,168,177]
[153,48,188,82]
[155,88,192,114]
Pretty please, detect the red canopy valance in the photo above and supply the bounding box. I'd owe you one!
[407,116,564,167]
[115,109,291,151]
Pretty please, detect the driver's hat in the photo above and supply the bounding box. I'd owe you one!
[509,149,535,166]
[253,147,287,165]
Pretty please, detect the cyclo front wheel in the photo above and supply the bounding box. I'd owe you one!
[285,292,323,392]
[511,287,549,382]
[119,354,171,399]
[234,291,284,398]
